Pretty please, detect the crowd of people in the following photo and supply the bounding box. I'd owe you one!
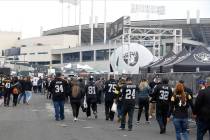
[0,73,209,140]
[47,72,210,140]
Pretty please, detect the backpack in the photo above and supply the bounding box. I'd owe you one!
[13,87,19,95]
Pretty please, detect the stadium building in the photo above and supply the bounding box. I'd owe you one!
[4,16,210,73]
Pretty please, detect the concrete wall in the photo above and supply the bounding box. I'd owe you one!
[15,34,78,48]
[15,34,78,63]
[0,31,21,57]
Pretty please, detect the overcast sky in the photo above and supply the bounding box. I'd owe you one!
[0,0,209,38]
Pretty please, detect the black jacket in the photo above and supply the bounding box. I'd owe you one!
[194,86,210,122]
[70,85,83,103]
[168,93,193,118]
[49,78,69,101]
[85,81,97,102]
[25,81,33,91]
[104,79,117,101]
[152,84,173,107]
[121,83,138,106]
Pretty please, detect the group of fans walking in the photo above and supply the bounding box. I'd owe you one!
[48,72,210,140]
[0,76,33,106]
[0,73,209,140]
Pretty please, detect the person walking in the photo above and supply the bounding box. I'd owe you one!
[3,76,12,107]
[95,78,103,104]
[37,77,43,93]
[137,79,151,124]
[11,77,22,107]
[85,76,98,119]
[115,77,126,122]
[194,77,210,140]
[70,79,83,121]
[18,76,26,104]
[168,83,193,140]
[152,78,173,134]
[104,75,117,121]
[49,73,69,121]
[120,77,138,131]
[25,76,33,105]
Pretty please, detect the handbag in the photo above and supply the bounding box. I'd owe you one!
[111,102,117,113]
[83,96,87,109]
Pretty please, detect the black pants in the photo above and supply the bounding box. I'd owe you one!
[105,100,115,120]
[121,104,135,129]
[33,86,37,93]
[156,104,169,131]
[137,97,149,121]
[97,90,102,104]
[13,94,19,106]
[71,102,81,118]
[4,91,11,106]
[86,100,97,117]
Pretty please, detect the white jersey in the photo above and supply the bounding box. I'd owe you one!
[32,77,39,86]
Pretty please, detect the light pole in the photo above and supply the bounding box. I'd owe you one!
[90,0,94,46]
[104,0,107,44]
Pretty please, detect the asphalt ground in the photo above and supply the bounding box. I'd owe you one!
[0,93,208,140]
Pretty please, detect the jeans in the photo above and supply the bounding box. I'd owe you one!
[105,100,115,120]
[18,92,26,104]
[173,118,189,140]
[196,118,210,140]
[117,101,123,118]
[137,97,149,121]
[53,100,65,120]
[121,104,135,129]
[25,91,32,103]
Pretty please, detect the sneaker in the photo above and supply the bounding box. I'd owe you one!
[87,116,91,119]
[149,115,152,119]
[128,128,132,131]
[74,118,77,122]
[145,121,151,124]
[94,114,98,119]
[118,126,125,130]
[55,118,60,121]
[160,127,166,134]
[136,121,140,124]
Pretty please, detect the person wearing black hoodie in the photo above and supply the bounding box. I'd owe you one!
[70,79,83,121]
[194,77,210,140]
[85,76,98,119]
[12,77,22,107]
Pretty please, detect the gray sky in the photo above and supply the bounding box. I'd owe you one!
[0,0,209,38]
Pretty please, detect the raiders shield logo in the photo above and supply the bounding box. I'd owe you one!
[123,51,139,66]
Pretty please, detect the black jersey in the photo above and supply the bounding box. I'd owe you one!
[121,83,138,106]
[104,79,117,101]
[152,84,173,106]
[4,80,12,92]
[49,78,69,101]
[85,81,97,101]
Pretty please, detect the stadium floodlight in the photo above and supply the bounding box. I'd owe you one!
[59,0,79,5]
[131,4,165,15]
